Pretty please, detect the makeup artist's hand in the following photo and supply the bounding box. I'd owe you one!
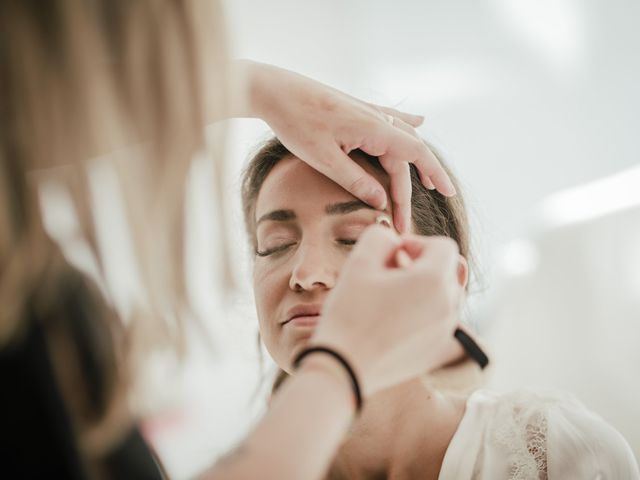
[311,226,463,397]
[242,61,456,233]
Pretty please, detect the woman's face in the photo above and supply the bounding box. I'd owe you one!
[252,154,393,372]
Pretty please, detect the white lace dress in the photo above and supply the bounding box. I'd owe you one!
[438,389,639,479]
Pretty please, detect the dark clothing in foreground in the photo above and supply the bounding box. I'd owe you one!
[0,266,163,479]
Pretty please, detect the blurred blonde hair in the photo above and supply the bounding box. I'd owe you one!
[0,0,229,458]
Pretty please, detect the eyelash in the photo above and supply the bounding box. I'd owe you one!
[255,242,296,257]
[337,239,357,246]
[255,239,358,257]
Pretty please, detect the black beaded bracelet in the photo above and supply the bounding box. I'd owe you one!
[293,346,363,413]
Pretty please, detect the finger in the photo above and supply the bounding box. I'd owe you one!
[426,166,456,197]
[390,123,455,196]
[382,118,438,194]
[359,115,418,158]
[400,236,462,310]
[377,105,424,127]
[393,248,413,269]
[389,161,411,234]
[401,235,460,272]
[373,124,453,197]
[369,116,414,233]
[350,224,401,268]
[308,145,388,210]
[412,239,462,306]
[389,116,442,193]
[413,143,457,197]
[415,246,459,292]
[423,176,436,190]
[360,119,455,198]
[395,234,427,261]
[389,116,420,139]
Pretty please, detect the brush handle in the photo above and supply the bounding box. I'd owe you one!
[454,328,489,369]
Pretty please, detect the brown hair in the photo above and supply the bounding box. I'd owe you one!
[241,136,472,395]
[1,0,229,459]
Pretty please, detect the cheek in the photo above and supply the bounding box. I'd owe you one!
[253,265,278,323]
[253,263,287,356]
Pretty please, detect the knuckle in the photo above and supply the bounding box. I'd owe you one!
[347,175,371,195]
[315,150,338,170]
[364,127,391,154]
[408,137,424,157]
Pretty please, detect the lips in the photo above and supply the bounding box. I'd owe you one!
[283,304,322,326]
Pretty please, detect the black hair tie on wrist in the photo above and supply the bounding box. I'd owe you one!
[293,346,363,413]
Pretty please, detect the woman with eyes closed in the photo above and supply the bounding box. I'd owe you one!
[241,137,639,480]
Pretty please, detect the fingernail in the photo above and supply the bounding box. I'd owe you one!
[445,180,457,196]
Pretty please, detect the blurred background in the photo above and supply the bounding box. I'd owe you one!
[41,0,640,477]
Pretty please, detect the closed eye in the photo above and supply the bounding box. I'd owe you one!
[337,239,357,247]
[256,242,296,257]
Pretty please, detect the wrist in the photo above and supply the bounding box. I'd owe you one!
[296,352,358,413]
[294,346,363,413]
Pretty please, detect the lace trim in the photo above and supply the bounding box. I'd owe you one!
[492,396,549,480]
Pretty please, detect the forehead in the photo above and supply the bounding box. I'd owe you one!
[255,154,390,219]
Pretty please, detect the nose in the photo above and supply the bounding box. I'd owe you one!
[289,243,338,292]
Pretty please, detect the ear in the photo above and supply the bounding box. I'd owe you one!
[457,255,469,289]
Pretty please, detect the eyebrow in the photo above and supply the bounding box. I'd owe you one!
[256,200,376,226]
[256,209,296,226]
[325,200,376,215]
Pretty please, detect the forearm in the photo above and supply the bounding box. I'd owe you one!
[202,357,354,480]
[217,60,333,122]
[211,59,271,122]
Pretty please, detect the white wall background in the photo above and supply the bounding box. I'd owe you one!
[223,0,639,259]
